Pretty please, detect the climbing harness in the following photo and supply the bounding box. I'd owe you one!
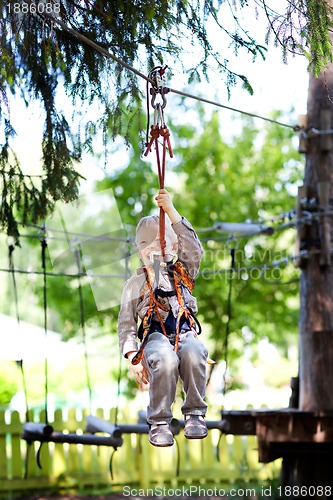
[171,261,199,352]
[131,260,201,365]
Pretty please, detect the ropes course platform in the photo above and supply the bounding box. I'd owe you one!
[221,408,333,462]
[23,408,333,464]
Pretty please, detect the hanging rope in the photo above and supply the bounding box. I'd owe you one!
[31,227,50,470]
[73,242,93,414]
[222,243,236,397]
[39,227,49,426]
[214,242,236,462]
[8,242,30,422]
[144,66,173,256]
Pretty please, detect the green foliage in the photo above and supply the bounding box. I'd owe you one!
[0,127,80,244]
[7,105,303,395]
[0,0,328,242]
[306,0,333,74]
[263,0,333,75]
[96,105,303,376]
[28,193,130,338]
[170,108,303,364]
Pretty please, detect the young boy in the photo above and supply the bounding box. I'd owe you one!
[118,189,208,447]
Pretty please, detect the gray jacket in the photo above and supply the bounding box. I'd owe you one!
[118,217,203,357]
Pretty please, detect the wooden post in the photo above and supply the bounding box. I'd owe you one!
[320,109,331,152]
[294,185,308,268]
[298,114,308,154]
[318,181,331,267]
[296,11,333,489]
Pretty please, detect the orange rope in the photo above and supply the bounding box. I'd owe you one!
[144,124,173,258]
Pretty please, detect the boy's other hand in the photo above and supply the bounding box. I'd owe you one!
[127,352,149,388]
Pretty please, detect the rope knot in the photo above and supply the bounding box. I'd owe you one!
[150,125,160,139]
[159,126,170,138]
[159,126,173,158]
[144,125,160,156]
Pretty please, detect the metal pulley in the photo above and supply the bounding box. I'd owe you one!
[149,66,170,110]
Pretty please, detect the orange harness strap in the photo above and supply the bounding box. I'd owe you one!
[131,266,169,366]
[172,261,196,352]
[141,266,169,337]
[131,262,198,365]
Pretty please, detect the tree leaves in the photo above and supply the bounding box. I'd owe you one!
[263,0,333,74]
[91,105,303,371]
[0,0,331,242]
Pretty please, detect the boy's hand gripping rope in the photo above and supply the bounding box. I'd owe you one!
[144,66,173,258]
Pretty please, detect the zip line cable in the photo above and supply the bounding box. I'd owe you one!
[0,267,128,279]
[23,222,129,243]
[0,207,328,282]
[36,7,299,132]
[18,205,317,246]
[170,88,297,129]
[0,208,328,281]
[0,248,320,280]
[199,250,312,277]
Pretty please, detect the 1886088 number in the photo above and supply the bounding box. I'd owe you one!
[278,485,332,497]
[6,2,60,15]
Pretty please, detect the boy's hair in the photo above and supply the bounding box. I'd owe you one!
[135,215,177,247]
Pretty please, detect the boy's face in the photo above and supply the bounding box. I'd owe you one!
[137,223,178,266]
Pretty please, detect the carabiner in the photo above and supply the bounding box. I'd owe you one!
[151,91,167,110]
[153,103,165,127]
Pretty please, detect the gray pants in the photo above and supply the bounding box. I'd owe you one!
[143,330,208,424]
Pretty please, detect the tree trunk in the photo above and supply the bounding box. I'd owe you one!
[299,66,333,411]
[295,3,333,488]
